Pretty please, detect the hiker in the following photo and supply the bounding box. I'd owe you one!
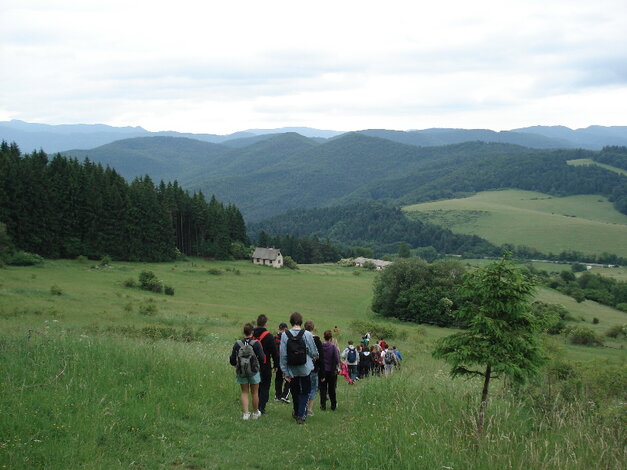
[361,331,370,348]
[378,338,388,350]
[279,312,319,424]
[253,314,277,414]
[341,340,360,381]
[392,346,403,369]
[319,329,340,411]
[274,322,291,403]
[370,344,382,376]
[358,343,372,378]
[383,346,400,376]
[229,322,266,420]
[338,360,354,385]
[304,320,324,417]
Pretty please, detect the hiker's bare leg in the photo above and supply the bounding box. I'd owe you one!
[240,384,250,413]
[251,383,260,412]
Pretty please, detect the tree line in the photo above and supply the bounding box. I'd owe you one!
[249,202,500,259]
[0,141,248,262]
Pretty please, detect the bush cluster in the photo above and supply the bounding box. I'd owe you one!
[349,320,407,341]
[564,325,604,346]
[5,250,44,266]
[120,270,176,295]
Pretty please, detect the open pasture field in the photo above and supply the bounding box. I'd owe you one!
[1,259,625,469]
[567,158,627,176]
[404,189,627,258]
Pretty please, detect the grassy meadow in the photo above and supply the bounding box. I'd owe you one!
[1,258,625,469]
[403,189,627,258]
[567,158,627,176]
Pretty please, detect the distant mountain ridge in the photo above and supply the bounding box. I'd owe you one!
[2,119,627,153]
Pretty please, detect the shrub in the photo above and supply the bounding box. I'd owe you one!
[164,285,175,296]
[139,270,163,293]
[76,255,89,264]
[605,324,626,339]
[362,261,377,271]
[282,256,298,270]
[207,268,222,275]
[564,326,604,346]
[349,320,405,341]
[352,270,361,276]
[50,285,63,296]
[138,301,157,316]
[99,255,112,267]
[592,317,600,324]
[122,278,137,288]
[7,251,44,266]
[616,303,627,312]
[141,326,176,340]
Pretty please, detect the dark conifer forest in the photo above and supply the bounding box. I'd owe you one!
[0,142,248,262]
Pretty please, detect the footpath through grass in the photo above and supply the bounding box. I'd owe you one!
[1,259,625,469]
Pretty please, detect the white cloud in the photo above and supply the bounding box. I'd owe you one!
[1,0,626,133]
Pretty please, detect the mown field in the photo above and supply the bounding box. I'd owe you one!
[567,158,627,176]
[1,259,625,469]
[403,189,627,258]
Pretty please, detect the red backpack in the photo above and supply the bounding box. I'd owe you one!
[254,330,271,364]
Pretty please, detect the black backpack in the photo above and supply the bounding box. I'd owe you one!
[285,329,307,366]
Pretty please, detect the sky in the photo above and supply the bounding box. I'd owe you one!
[1,0,626,135]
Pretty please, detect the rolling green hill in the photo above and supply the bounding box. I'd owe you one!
[403,190,627,257]
[63,136,228,182]
[1,259,624,469]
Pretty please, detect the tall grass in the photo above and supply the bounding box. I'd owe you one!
[1,259,625,469]
[1,329,624,469]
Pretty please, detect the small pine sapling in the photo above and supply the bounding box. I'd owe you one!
[433,255,545,438]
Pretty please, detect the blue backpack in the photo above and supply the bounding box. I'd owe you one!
[347,348,357,363]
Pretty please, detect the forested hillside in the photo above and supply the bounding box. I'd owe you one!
[192,134,626,221]
[63,136,229,183]
[51,131,627,222]
[248,202,500,258]
[0,142,247,262]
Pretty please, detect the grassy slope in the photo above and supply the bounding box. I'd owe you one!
[404,189,627,257]
[567,158,627,176]
[1,260,625,469]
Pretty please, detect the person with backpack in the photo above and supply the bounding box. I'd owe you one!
[383,347,400,376]
[304,320,324,417]
[229,323,266,420]
[279,312,318,424]
[358,344,372,378]
[370,344,382,376]
[274,322,291,403]
[341,340,360,381]
[319,329,340,411]
[253,314,277,414]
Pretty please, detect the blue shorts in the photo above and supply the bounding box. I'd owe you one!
[236,372,261,385]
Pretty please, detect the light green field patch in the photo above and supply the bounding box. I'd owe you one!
[567,158,627,176]
[404,189,627,257]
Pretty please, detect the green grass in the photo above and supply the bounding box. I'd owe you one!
[404,189,627,257]
[567,158,627,176]
[1,259,625,469]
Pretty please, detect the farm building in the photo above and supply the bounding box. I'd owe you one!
[252,247,284,268]
[353,257,393,270]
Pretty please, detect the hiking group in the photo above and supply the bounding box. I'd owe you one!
[229,312,403,424]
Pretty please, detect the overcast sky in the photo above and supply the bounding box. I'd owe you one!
[1,0,626,134]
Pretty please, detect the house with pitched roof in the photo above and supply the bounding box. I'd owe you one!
[252,247,284,268]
